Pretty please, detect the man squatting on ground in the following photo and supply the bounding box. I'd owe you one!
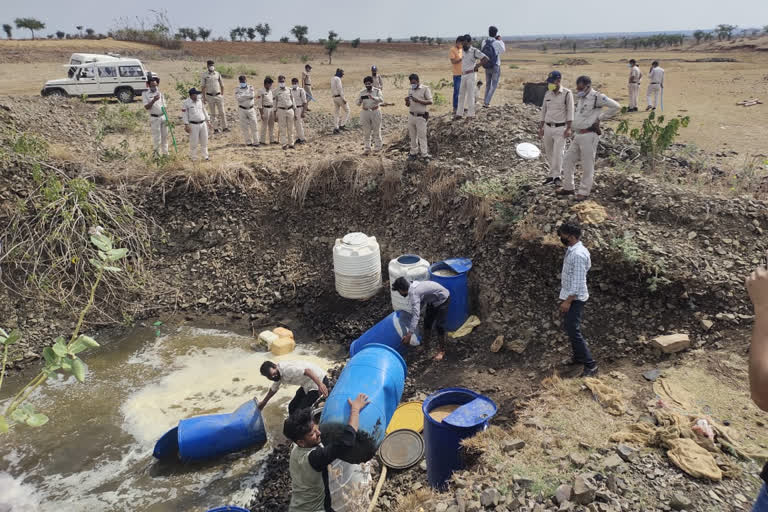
[283,393,369,512]
[257,360,329,414]
[393,277,451,361]
[747,257,768,511]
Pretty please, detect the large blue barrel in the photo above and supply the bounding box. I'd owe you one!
[320,344,406,463]
[428,258,472,331]
[422,388,496,489]
[349,311,417,357]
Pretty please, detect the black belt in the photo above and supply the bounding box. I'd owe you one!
[651,82,660,85]
[410,112,427,118]
[206,92,221,96]
[239,105,253,110]
[278,106,294,110]
[189,120,204,124]
[546,122,566,127]
[333,94,341,97]
[262,104,273,108]
[151,114,161,118]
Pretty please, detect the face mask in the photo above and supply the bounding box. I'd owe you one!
[560,237,570,246]
[292,84,298,90]
[462,45,470,51]
[208,66,214,72]
[365,85,372,90]
[547,83,557,91]
[279,82,286,88]
[576,89,587,97]
[149,86,157,92]
[411,83,418,89]
[239,82,247,88]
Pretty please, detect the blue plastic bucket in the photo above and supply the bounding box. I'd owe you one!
[320,344,406,463]
[428,258,472,331]
[422,387,497,489]
[349,311,417,357]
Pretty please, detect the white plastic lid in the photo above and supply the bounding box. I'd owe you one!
[516,142,541,160]
[342,232,369,246]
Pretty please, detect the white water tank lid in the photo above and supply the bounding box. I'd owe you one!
[516,142,541,160]
[342,232,370,246]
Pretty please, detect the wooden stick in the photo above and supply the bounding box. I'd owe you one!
[367,465,388,512]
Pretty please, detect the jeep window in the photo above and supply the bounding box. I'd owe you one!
[119,65,144,78]
[80,66,96,79]
[68,59,82,78]
[98,66,117,78]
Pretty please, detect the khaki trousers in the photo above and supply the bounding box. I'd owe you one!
[294,106,306,141]
[542,124,566,178]
[457,73,477,117]
[149,116,169,155]
[408,114,428,156]
[647,83,661,108]
[260,107,275,143]
[188,123,209,160]
[277,108,295,146]
[360,109,382,150]
[205,94,227,130]
[628,83,640,109]
[333,97,350,129]
[304,85,313,102]
[563,132,599,196]
[238,107,259,145]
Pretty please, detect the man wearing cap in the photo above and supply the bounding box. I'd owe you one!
[405,73,433,161]
[201,60,228,133]
[538,71,573,187]
[141,75,169,156]
[235,75,259,146]
[456,34,488,119]
[274,75,296,150]
[291,77,308,145]
[357,76,384,155]
[557,75,620,201]
[371,65,384,90]
[627,59,642,112]
[646,61,664,111]
[257,77,276,145]
[301,64,313,112]
[330,68,350,134]
[181,88,212,161]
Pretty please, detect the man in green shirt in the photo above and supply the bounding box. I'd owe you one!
[283,393,370,512]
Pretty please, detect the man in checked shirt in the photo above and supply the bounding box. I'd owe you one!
[557,222,598,377]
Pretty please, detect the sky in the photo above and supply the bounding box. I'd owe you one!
[3,0,767,40]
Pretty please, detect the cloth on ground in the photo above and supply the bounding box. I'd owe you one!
[570,201,608,225]
[584,377,627,416]
[448,315,481,338]
[666,438,723,481]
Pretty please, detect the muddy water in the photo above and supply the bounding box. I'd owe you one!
[0,324,339,511]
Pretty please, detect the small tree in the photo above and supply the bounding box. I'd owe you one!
[386,37,392,43]
[255,23,271,42]
[351,37,360,48]
[56,30,65,39]
[3,24,12,39]
[617,112,690,171]
[15,18,46,39]
[419,35,427,44]
[410,36,418,43]
[85,28,95,37]
[280,36,290,43]
[198,27,211,41]
[229,28,238,42]
[247,27,257,41]
[46,34,54,39]
[291,25,308,44]
[435,37,443,46]
[328,30,338,41]
[763,25,768,35]
[693,30,706,44]
[715,24,736,41]
[325,37,340,64]
[76,25,83,37]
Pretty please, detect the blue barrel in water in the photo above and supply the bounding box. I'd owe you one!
[349,311,417,357]
[320,344,406,463]
[428,258,472,331]
[422,387,497,489]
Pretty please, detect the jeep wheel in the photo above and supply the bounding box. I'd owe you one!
[115,87,135,103]
[45,88,67,98]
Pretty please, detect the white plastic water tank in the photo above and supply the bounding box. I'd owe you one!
[329,459,372,511]
[333,232,382,299]
[388,254,431,311]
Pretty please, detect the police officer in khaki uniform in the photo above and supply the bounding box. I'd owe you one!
[538,71,574,186]
[182,88,212,161]
[627,59,642,112]
[357,76,384,155]
[257,77,276,145]
[235,75,259,146]
[274,75,296,150]
[290,77,308,144]
[371,65,384,90]
[405,73,433,161]
[330,68,350,134]
[301,64,313,112]
[141,75,169,156]
[201,60,228,133]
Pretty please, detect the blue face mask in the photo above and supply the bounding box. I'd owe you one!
[239,82,247,88]
[576,89,587,97]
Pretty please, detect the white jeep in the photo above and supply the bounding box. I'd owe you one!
[41,55,149,103]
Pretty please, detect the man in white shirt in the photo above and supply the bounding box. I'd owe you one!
[538,70,574,186]
[405,73,433,161]
[181,88,211,161]
[290,77,308,145]
[201,60,228,133]
[646,61,664,111]
[274,75,296,150]
[556,75,620,201]
[257,77,276,145]
[627,59,642,112]
[481,26,506,107]
[557,222,597,377]
[258,360,329,414]
[141,75,169,156]
[234,75,259,146]
[456,34,488,119]
[393,277,451,361]
[330,68,350,134]
[301,64,313,111]
[371,65,384,90]
[357,76,385,154]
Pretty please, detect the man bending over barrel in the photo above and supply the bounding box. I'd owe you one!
[284,393,370,512]
[257,360,329,414]
[392,276,451,361]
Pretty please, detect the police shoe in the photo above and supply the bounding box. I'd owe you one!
[581,366,599,378]
[223,127,230,132]
[333,128,340,135]
[555,188,575,196]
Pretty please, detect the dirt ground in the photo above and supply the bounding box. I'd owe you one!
[1,39,767,168]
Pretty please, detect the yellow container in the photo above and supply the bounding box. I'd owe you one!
[386,401,424,434]
[273,327,294,339]
[270,336,296,356]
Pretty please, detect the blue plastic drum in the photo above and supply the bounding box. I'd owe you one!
[349,311,417,357]
[428,258,472,331]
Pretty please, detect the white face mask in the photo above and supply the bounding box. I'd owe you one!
[292,84,298,90]
[576,89,587,97]
[410,83,418,89]
[208,66,214,72]
[239,82,247,88]
[279,82,286,88]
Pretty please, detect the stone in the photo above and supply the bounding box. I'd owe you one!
[480,488,501,507]
[503,439,526,453]
[490,335,504,353]
[615,444,636,463]
[555,484,573,505]
[513,475,534,488]
[687,231,697,240]
[651,333,690,354]
[642,369,661,382]
[506,339,529,354]
[419,460,427,471]
[601,454,623,471]
[573,475,596,505]
[569,453,587,467]
[436,503,449,512]
[700,319,714,330]
[466,500,482,512]
[669,493,692,510]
